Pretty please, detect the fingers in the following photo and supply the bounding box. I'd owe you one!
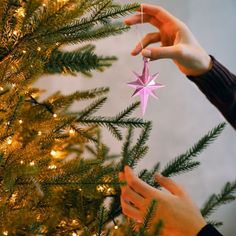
[124,14,160,28]
[120,197,143,223]
[124,166,162,198]
[141,46,180,60]
[154,173,185,196]
[131,32,161,56]
[140,4,178,24]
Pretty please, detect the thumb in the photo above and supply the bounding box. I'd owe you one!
[142,46,179,60]
[154,173,185,196]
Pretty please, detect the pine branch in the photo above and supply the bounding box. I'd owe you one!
[201,180,236,218]
[161,123,226,178]
[138,200,158,236]
[115,101,140,121]
[77,97,108,120]
[44,48,117,76]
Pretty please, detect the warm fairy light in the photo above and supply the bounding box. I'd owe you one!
[48,164,57,170]
[22,50,27,54]
[19,119,23,124]
[53,113,57,118]
[79,188,82,191]
[13,30,18,35]
[12,83,16,88]
[30,161,35,166]
[69,129,75,135]
[96,185,105,192]
[72,233,77,236]
[16,7,25,17]
[42,3,46,7]
[0,87,3,91]
[56,42,60,46]
[50,150,57,157]
[7,138,12,145]
[38,131,42,136]
[30,65,33,68]
[3,231,8,235]
[114,225,118,230]
[37,47,41,51]
[20,160,24,164]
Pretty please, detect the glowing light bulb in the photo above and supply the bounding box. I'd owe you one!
[7,138,12,145]
[50,150,57,156]
[20,160,24,164]
[37,47,41,51]
[56,42,60,46]
[79,188,82,191]
[0,87,4,91]
[30,161,35,166]
[3,231,8,235]
[48,164,57,170]
[22,50,27,54]
[53,114,57,118]
[114,225,118,230]
[38,131,42,136]
[42,3,46,7]
[72,233,77,236]
[19,119,23,124]
[69,129,75,135]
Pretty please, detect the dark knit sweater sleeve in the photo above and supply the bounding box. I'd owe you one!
[197,224,223,236]
[187,56,236,129]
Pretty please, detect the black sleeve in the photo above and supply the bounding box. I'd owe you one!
[197,224,223,236]
[187,56,236,129]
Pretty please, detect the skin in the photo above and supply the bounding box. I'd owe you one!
[124,4,213,76]
[119,166,207,236]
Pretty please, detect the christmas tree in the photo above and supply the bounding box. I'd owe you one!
[0,1,235,235]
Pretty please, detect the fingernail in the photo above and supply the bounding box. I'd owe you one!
[142,49,151,58]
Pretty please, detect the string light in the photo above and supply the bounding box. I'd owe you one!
[72,233,77,236]
[7,138,12,145]
[19,119,23,124]
[48,164,57,170]
[53,113,57,118]
[13,30,18,35]
[38,131,42,136]
[69,129,75,135]
[50,150,57,157]
[29,161,35,166]
[22,50,27,54]
[37,47,41,52]
[56,42,60,46]
[20,160,24,164]
[3,231,8,235]
[114,225,118,230]
[79,188,82,191]
[0,87,4,91]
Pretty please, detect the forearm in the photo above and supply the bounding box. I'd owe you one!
[187,56,236,129]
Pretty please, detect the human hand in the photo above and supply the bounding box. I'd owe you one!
[119,166,206,236]
[125,4,213,76]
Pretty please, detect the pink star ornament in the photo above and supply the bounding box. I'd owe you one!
[128,57,164,115]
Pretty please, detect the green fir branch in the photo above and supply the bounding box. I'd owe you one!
[161,123,226,178]
[44,48,117,76]
[201,180,236,218]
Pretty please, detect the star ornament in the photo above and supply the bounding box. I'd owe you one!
[127,57,164,115]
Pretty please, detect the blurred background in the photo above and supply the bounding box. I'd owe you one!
[36,0,236,235]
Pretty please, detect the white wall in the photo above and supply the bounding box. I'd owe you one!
[36,0,236,235]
